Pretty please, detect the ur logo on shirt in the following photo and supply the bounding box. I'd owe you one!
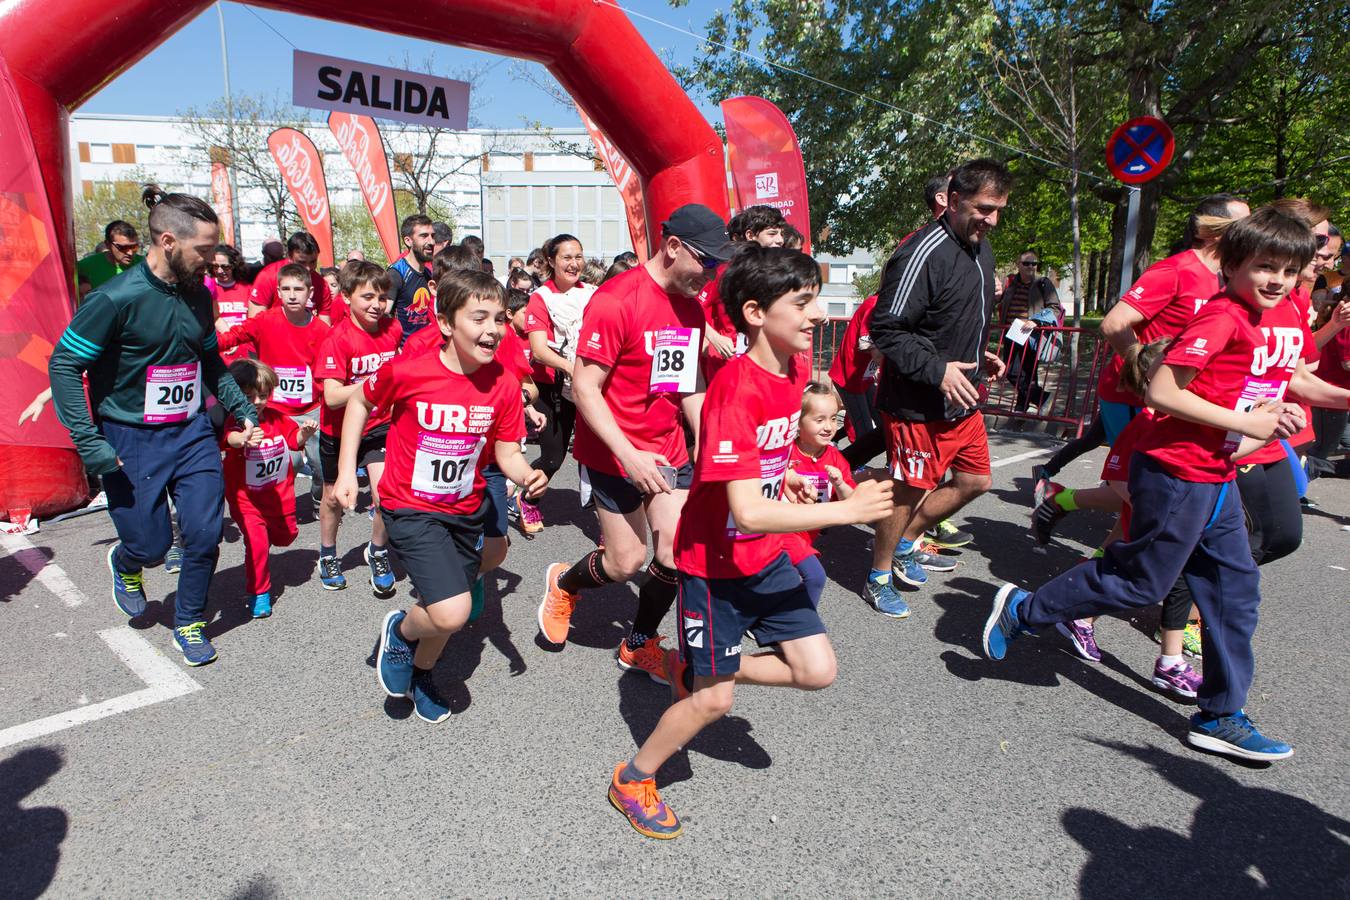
[755,412,802,451]
[351,351,395,375]
[416,402,469,431]
[1251,327,1303,377]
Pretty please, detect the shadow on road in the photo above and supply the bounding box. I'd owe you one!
[0,746,69,900]
[1065,741,1350,896]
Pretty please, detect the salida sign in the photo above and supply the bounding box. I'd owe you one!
[292,50,469,130]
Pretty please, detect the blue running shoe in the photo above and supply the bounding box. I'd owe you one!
[173,621,217,666]
[863,573,911,618]
[318,555,347,591]
[108,544,147,618]
[1187,711,1293,761]
[468,575,485,623]
[251,592,272,619]
[411,672,451,723]
[364,544,396,598]
[891,546,928,587]
[983,582,1031,660]
[376,610,416,698]
[163,543,183,574]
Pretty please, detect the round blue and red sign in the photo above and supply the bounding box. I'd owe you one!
[1105,116,1174,184]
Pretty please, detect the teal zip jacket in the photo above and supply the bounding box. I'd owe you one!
[48,261,257,475]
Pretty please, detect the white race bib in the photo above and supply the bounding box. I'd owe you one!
[727,446,792,540]
[649,327,699,394]
[1223,377,1286,453]
[804,471,833,503]
[245,440,290,490]
[411,432,484,502]
[273,366,312,406]
[143,363,201,423]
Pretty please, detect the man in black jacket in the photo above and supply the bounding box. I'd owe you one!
[862,158,1011,618]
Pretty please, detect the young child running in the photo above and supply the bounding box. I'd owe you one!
[220,359,318,618]
[313,260,402,595]
[217,262,329,497]
[608,246,894,839]
[783,382,857,608]
[346,270,547,724]
[982,206,1317,762]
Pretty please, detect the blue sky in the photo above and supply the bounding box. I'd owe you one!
[79,1,728,129]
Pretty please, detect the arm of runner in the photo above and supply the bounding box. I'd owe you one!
[495,439,548,500]
[571,355,670,495]
[824,464,856,500]
[201,332,258,425]
[1312,301,1349,350]
[323,377,365,409]
[868,248,946,388]
[1288,359,1350,409]
[18,387,52,425]
[679,384,706,461]
[726,476,893,534]
[1099,300,1146,355]
[47,293,123,474]
[704,330,735,359]
[527,330,573,377]
[333,391,373,510]
[1146,363,1302,439]
[215,316,258,352]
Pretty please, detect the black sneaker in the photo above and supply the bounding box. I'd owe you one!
[1031,464,1053,507]
[1031,494,1068,545]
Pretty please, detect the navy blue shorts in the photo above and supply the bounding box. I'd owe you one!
[482,464,509,539]
[677,551,826,677]
[580,462,693,514]
[380,505,484,605]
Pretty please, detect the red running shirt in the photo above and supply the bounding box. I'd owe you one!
[215,281,252,365]
[220,407,303,516]
[248,259,334,318]
[828,294,880,394]
[1242,289,1316,464]
[1137,293,1305,482]
[218,308,330,414]
[401,322,532,382]
[782,442,856,564]
[314,315,402,437]
[571,265,706,477]
[1098,250,1222,405]
[674,353,809,579]
[363,352,524,516]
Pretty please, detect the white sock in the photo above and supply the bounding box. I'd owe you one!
[1159,653,1184,669]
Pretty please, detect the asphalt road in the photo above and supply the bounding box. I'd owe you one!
[2,430,1348,898]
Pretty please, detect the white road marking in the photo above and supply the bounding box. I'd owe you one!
[0,628,201,750]
[1,533,87,607]
[991,447,1052,468]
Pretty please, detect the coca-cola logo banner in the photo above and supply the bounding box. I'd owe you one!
[327,112,400,263]
[267,127,334,267]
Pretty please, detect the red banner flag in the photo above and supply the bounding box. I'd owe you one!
[210,161,235,247]
[327,112,400,264]
[721,96,812,254]
[267,128,334,267]
[575,102,649,262]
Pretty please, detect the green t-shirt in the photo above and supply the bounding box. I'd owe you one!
[48,261,256,475]
[76,251,145,291]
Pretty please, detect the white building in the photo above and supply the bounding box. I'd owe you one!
[69,113,874,313]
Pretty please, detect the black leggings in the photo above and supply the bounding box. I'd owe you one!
[1235,456,1303,566]
[533,380,576,480]
[1044,413,1106,478]
[1308,407,1348,481]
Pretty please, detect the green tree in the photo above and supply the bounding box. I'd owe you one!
[72,168,168,256]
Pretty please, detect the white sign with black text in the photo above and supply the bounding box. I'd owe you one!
[292,50,470,129]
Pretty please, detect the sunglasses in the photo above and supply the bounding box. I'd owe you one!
[111,241,140,253]
[209,262,232,270]
[682,241,721,271]
[1021,260,1039,268]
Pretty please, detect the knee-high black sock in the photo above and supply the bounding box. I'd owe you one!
[558,549,613,594]
[630,561,679,645]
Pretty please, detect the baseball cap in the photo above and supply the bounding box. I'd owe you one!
[661,204,734,261]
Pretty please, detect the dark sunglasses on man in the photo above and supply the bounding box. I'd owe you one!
[1020,259,1039,269]
[110,241,139,254]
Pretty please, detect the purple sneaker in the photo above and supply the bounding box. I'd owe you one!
[1152,659,1202,701]
[1055,618,1102,662]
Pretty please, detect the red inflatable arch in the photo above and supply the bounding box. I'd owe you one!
[0,0,727,518]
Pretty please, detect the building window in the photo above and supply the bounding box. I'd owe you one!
[111,144,136,164]
[78,142,91,163]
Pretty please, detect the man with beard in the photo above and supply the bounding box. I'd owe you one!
[387,214,436,343]
[48,188,259,666]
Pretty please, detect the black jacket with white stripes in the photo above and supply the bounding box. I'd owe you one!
[868,215,996,422]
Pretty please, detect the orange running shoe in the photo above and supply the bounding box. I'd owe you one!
[617,635,669,685]
[608,763,682,839]
[538,562,578,646]
[664,648,691,703]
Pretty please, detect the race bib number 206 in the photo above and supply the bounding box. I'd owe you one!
[143,363,201,423]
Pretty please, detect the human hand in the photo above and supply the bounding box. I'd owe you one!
[824,464,847,491]
[525,406,546,430]
[983,351,1007,381]
[940,361,981,409]
[332,474,359,511]
[707,331,736,359]
[297,418,319,442]
[18,394,48,425]
[518,468,549,500]
[621,450,673,495]
[783,469,817,504]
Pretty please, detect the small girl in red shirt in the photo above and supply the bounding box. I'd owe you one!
[221,359,318,618]
[783,382,856,608]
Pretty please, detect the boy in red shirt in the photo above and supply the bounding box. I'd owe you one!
[342,269,547,724]
[313,260,402,595]
[607,246,894,839]
[220,359,318,619]
[983,206,1348,763]
[247,231,334,322]
[218,263,329,493]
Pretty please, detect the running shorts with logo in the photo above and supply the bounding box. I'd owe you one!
[882,411,991,490]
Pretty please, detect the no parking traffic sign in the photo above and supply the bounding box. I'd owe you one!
[1105,116,1174,184]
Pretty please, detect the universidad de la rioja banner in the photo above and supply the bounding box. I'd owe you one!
[327,112,400,264]
[721,95,812,254]
[575,101,649,262]
[267,128,335,268]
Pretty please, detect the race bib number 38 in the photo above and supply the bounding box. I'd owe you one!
[411,432,484,502]
[649,327,699,394]
[143,363,201,423]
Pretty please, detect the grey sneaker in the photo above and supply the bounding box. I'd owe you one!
[912,541,957,573]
